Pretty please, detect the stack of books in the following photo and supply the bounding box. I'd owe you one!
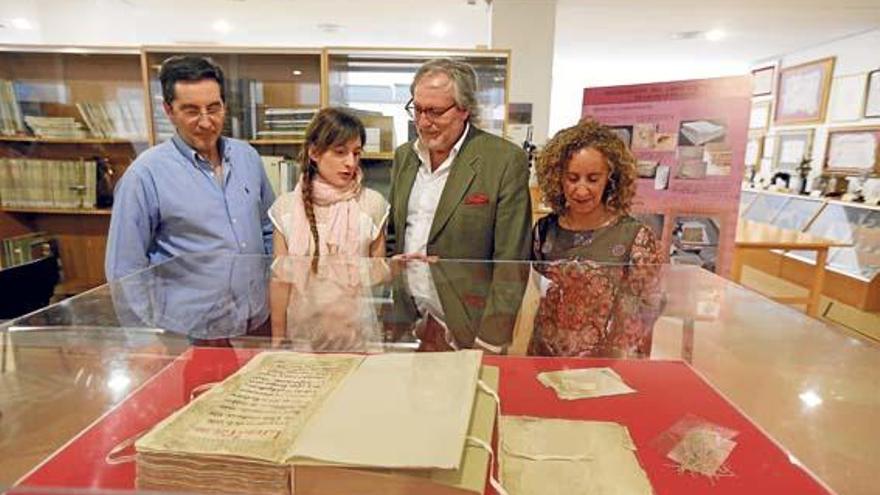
[0,231,52,269]
[0,79,26,136]
[257,108,316,140]
[23,115,88,139]
[0,158,97,209]
[76,100,147,140]
[261,155,301,196]
[150,81,175,142]
[136,350,498,495]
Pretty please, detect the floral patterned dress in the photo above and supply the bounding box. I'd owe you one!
[529,214,663,358]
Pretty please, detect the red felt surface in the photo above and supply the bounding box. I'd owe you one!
[17,350,829,494]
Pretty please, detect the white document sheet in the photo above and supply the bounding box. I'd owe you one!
[291,350,483,469]
[500,416,653,495]
[537,367,636,400]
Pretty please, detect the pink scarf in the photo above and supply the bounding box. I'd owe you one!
[288,169,364,256]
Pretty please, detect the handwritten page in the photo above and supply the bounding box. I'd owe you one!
[137,353,363,464]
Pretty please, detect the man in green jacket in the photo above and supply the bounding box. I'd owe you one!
[387,58,532,260]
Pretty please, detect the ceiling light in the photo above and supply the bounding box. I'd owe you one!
[705,29,726,42]
[430,22,448,38]
[212,19,232,34]
[292,69,303,76]
[11,18,34,30]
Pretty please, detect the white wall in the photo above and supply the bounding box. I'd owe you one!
[490,0,556,144]
[754,28,880,184]
[548,0,751,138]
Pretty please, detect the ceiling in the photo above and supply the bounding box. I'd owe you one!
[554,0,880,68]
[0,0,877,64]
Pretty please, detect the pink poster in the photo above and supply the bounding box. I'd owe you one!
[583,76,751,276]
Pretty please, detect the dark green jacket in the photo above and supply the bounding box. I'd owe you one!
[387,125,532,260]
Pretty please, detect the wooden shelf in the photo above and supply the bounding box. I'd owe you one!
[362,151,394,160]
[1,207,112,216]
[0,135,147,145]
[248,138,305,145]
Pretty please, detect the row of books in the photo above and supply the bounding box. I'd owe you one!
[255,107,315,139]
[261,155,301,196]
[0,79,26,136]
[0,158,98,210]
[0,231,52,269]
[25,115,89,139]
[1,78,147,140]
[76,100,147,140]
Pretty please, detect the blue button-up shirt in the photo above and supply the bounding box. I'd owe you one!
[105,135,275,281]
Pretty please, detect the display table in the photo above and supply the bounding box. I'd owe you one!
[15,348,827,495]
[1,254,877,494]
[732,219,851,316]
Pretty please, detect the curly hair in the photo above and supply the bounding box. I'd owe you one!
[536,119,637,216]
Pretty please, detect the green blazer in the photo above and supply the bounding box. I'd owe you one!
[387,125,532,260]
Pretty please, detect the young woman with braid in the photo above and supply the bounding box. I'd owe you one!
[269,108,389,258]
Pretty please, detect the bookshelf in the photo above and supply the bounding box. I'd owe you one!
[0,44,512,295]
[325,47,510,200]
[0,47,147,292]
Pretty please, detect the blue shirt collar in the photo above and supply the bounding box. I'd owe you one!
[171,134,229,168]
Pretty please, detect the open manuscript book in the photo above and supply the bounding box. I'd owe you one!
[136,350,498,495]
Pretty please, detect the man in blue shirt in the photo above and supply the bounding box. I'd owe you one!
[105,56,275,281]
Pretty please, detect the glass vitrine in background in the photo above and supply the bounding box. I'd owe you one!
[740,190,789,223]
[326,48,510,153]
[792,202,880,280]
[144,49,322,196]
[0,47,148,292]
[325,48,509,199]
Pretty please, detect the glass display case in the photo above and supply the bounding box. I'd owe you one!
[736,189,880,311]
[144,48,322,197]
[326,48,510,154]
[740,190,790,223]
[792,201,880,280]
[2,254,878,495]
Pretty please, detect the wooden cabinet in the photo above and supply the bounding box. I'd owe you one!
[0,45,512,294]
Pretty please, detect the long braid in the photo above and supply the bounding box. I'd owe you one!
[301,163,320,255]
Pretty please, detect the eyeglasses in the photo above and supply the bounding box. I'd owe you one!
[178,104,225,123]
[404,98,457,121]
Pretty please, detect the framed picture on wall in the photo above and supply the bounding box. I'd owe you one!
[751,66,775,96]
[828,74,866,122]
[773,129,814,172]
[824,126,880,174]
[774,57,836,125]
[865,69,880,118]
[745,135,764,168]
[749,101,771,130]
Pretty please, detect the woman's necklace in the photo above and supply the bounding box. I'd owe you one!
[560,211,617,231]
[560,212,618,246]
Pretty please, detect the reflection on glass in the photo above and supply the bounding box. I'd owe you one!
[791,204,880,279]
[743,193,788,223]
[527,262,663,358]
[269,256,389,352]
[110,254,271,345]
[382,260,529,353]
[771,197,822,231]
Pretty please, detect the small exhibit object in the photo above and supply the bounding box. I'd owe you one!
[537,367,636,400]
[500,416,652,495]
